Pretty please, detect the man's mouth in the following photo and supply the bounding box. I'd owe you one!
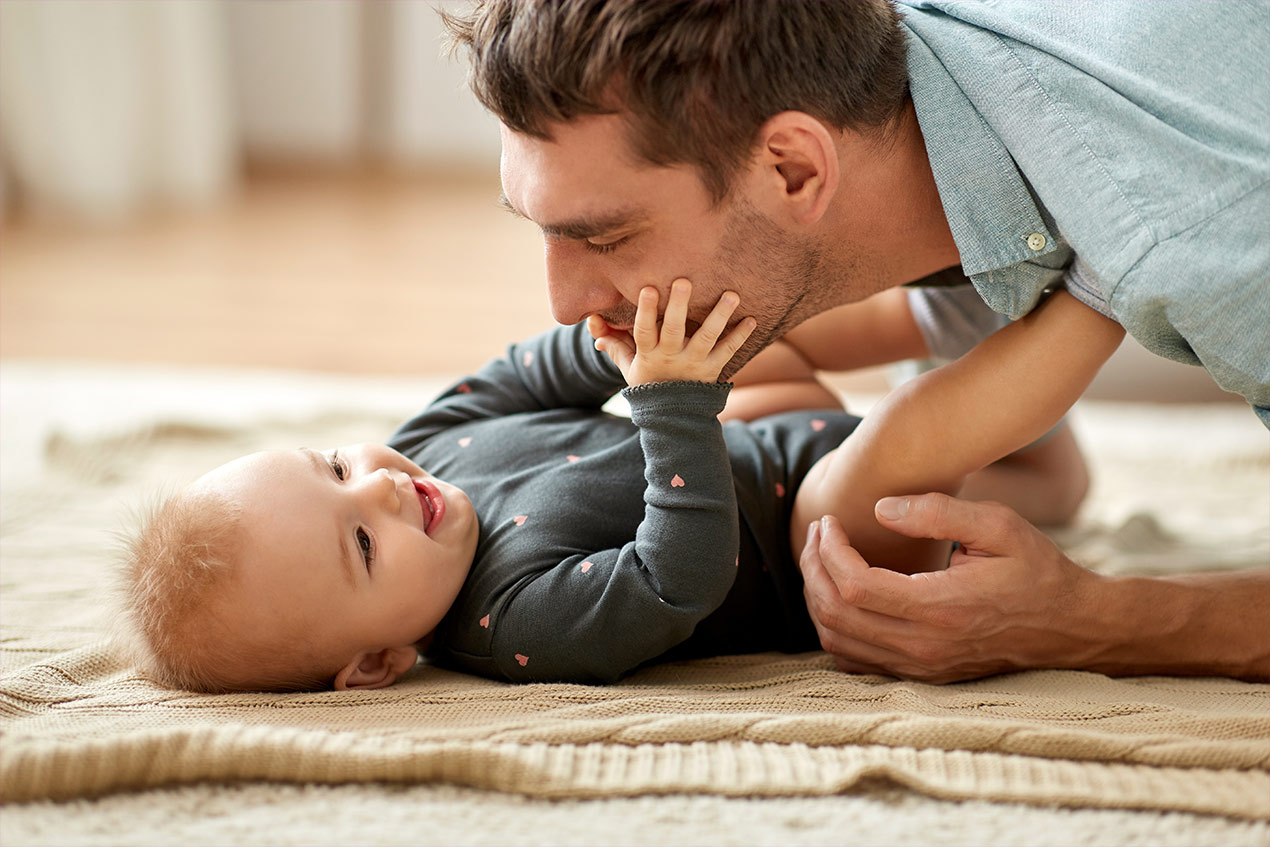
[413,479,445,535]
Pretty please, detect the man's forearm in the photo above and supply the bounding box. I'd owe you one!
[1072,569,1270,680]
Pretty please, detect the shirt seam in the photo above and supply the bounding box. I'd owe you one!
[1108,176,1270,305]
[992,34,1151,245]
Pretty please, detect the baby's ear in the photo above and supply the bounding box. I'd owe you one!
[333,646,418,690]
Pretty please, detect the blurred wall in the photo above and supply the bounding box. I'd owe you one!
[0,1,500,223]
[0,1,236,221]
[224,1,500,168]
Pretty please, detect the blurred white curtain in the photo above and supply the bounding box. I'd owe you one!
[0,1,499,224]
[0,1,236,222]
[360,1,501,167]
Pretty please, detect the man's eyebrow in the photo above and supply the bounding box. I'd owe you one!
[301,447,356,587]
[498,192,644,240]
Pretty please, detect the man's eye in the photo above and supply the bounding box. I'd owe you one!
[583,236,626,255]
[330,452,348,481]
[356,527,374,569]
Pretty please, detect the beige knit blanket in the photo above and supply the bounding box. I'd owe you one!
[3,369,1268,821]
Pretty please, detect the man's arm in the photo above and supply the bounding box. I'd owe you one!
[800,495,1270,682]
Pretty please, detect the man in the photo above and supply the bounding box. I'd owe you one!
[442,0,1270,681]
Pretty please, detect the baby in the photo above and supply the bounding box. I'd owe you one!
[115,280,1122,692]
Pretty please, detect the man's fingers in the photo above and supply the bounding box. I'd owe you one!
[800,524,929,668]
[807,515,869,588]
[875,492,1025,554]
[818,630,923,677]
[811,515,941,619]
[798,520,839,612]
[800,517,884,619]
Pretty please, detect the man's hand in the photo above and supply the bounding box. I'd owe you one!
[591,278,755,386]
[799,493,1107,683]
[803,492,1270,682]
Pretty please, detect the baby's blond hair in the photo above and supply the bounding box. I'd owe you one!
[114,486,329,693]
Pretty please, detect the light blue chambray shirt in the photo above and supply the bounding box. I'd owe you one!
[896,0,1270,425]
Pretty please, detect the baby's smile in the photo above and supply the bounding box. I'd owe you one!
[414,478,445,535]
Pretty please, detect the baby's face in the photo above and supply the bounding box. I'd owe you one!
[196,442,479,681]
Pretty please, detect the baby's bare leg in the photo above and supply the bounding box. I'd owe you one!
[959,424,1089,527]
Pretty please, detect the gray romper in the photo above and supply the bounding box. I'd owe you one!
[390,323,860,683]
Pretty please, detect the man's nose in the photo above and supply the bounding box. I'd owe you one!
[544,241,624,326]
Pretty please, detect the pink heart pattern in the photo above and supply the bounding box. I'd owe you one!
[479,614,490,628]
[670,474,685,488]
[566,455,581,463]
[456,383,471,394]
[775,483,786,497]
[515,654,529,667]
[523,351,534,367]
[580,561,593,573]
[513,515,528,526]
[458,437,472,448]
[811,419,826,432]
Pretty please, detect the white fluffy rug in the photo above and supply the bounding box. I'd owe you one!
[2,362,1267,847]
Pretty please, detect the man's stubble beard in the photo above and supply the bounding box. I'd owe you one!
[591,196,873,380]
[709,198,857,379]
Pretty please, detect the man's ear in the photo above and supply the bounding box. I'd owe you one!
[752,111,840,225]
[333,645,419,690]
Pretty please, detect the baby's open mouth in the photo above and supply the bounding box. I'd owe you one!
[413,479,445,535]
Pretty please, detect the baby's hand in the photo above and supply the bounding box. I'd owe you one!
[594,278,756,385]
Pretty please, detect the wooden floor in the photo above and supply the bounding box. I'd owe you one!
[0,171,894,395]
[0,170,1232,402]
[0,171,561,377]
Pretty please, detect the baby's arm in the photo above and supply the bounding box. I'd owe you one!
[722,341,843,421]
[792,291,1124,573]
[487,282,756,683]
[723,288,925,421]
[390,321,632,452]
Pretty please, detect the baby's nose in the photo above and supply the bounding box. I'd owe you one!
[364,467,403,509]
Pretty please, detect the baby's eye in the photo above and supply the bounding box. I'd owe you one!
[329,451,348,481]
[356,527,374,569]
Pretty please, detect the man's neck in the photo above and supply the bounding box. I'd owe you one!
[823,99,961,297]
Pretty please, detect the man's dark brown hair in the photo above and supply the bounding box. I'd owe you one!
[442,0,909,202]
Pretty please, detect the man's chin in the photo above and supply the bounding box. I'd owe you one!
[718,333,769,381]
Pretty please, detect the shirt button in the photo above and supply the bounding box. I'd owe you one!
[1025,232,1047,251]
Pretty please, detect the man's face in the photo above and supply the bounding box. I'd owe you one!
[499,115,834,375]
[196,442,479,681]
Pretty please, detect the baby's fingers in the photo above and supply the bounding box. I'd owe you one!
[595,333,637,377]
[659,279,692,350]
[631,287,661,352]
[706,316,757,373]
[687,290,740,355]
